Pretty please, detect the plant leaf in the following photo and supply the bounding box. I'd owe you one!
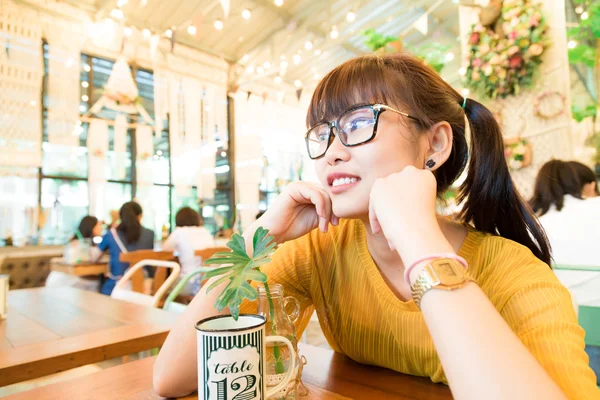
[203,227,278,320]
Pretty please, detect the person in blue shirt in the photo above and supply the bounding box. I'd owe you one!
[97,201,154,295]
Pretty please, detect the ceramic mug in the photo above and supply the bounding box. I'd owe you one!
[196,314,296,400]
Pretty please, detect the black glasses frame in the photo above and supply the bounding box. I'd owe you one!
[304,103,420,160]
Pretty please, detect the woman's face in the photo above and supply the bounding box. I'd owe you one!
[92,221,103,237]
[314,107,428,219]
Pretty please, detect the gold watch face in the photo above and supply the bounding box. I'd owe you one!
[427,259,467,286]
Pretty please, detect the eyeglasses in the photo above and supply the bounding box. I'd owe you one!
[304,103,420,160]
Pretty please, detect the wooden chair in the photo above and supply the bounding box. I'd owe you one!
[194,247,230,261]
[112,259,181,307]
[119,250,176,294]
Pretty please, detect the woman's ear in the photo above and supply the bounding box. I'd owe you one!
[424,121,453,171]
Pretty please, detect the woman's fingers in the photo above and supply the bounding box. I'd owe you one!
[368,195,382,235]
[287,183,334,232]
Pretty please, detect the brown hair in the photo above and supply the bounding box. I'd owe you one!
[530,160,595,216]
[175,207,202,227]
[118,201,143,243]
[308,53,551,265]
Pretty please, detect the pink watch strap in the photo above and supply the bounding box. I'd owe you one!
[404,253,468,285]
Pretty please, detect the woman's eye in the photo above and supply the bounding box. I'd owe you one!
[347,118,372,132]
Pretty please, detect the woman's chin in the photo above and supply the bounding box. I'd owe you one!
[332,203,367,220]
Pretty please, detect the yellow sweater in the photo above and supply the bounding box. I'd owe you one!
[242,219,599,399]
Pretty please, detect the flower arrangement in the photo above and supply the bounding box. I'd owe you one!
[503,138,532,170]
[465,0,549,99]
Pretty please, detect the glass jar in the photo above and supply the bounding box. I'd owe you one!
[257,283,300,399]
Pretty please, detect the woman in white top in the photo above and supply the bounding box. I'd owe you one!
[530,160,600,305]
[163,207,214,295]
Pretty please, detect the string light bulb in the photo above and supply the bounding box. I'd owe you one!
[246,65,255,74]
[274,76,282,84]
[314,49,322,56]
[274,0,283,6]
[294,80,302,88]
[214,19,224,30]
[581,11,589,20]
[242,9,251,19]
[575,6,584,13]
[124,27,133,37]
[330,26,339,39]
[188,25,197,35]
[280,60,289,69]
[568,40,577,49]
[142,28,151,38]
[445,52,455,62]
[82,95,89,102]
[165,29,173,38]
[241,54,249,63]
[458,67,466,76]
[117,0,128,6]
[110,8,124,19]
[346,11,356,22]
[461,88,470,96]
[293,54,301,64]
[257,66,265,74]
[83,64,91,72]
[305,40,313,50]
[263,61,271,69]
[81,81,89,88]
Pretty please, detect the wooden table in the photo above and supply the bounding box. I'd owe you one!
[0,287,178,386]
[50,258,108,276]
[4,344,453,399]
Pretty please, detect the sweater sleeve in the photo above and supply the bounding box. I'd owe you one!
[240,232,316,337]
[476,238,600,400]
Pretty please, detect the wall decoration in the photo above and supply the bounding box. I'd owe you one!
[503,137,532,170]
[533,90,566,120]
[464,0,549,99]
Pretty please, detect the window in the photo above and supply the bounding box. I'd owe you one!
[27,43,234,246]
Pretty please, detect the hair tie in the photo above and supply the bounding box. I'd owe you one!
[461,97,467,109]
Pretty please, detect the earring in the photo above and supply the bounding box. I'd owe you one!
[425,159,436,169]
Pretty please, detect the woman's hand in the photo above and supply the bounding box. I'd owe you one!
[253,181,338,244]
[368,166,453,268]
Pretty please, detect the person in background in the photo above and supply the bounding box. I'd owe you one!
[163,207,214,296]
[46,216,103,290]
[568,161,598,198]
[155,54,598,398]
[530,159,600,383]
[97,201,154,295]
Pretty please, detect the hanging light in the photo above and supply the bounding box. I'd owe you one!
[246,65,255,74]
[214,19,224,30]
[445,52,455,62]
[293,54,301,64]
[274,0,283,6]
[581,11,589,20]
[461,88,470,96]
[188,25,197,35]
[280,55,287,60]
[263,61,271,69]
[124,27,133,37]
[568,40,577,49]
[280,60,289,69]
[117,0,128,6]
[165,29,173,38]
[257,66,265,74]
[241,54,249,63]
[30,100,37,107]
[346,11,356,22]
[458,67,466,76]
[65,58,74,68]
[242,9,251,19]
[294,80,302,88]
[81,81,89,88]
[110,8,124,19]
[83,64,91,72]
[82,95,89,102]
[330,26,339,39]
[274,76,282,84]
[305,40,313,50]
[314,49,322,56]
[142,28,151,38]
[575,6,584,14]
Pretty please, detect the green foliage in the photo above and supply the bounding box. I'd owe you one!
[203,227,276,320]
[568,44,597,67]
[361,28,398,52]
[409,43,452,73]
[572,103,598,122]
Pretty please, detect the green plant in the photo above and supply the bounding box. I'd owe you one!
[362,28,399,52]
[572,103,598,123]
[409,42,452,73]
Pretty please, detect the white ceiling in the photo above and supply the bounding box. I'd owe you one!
[62,0,463,93]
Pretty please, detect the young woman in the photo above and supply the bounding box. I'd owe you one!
[154,54,598,399]
[162,207,214,295]
[46,215,103,290]
[97,201,154,295]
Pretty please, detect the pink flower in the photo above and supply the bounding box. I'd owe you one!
[469,32,480,45]
[472,58,483,67]
[528,43,543,56]
[509,54,523,69]
[489,54,502,65]
[530,13,541,27]
[507,45,520,56]
[509,31,518,40]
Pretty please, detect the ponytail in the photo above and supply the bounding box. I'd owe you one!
[117,201,143,244]
[458,98,551,266]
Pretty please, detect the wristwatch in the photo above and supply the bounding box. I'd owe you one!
[411,258,474,308]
